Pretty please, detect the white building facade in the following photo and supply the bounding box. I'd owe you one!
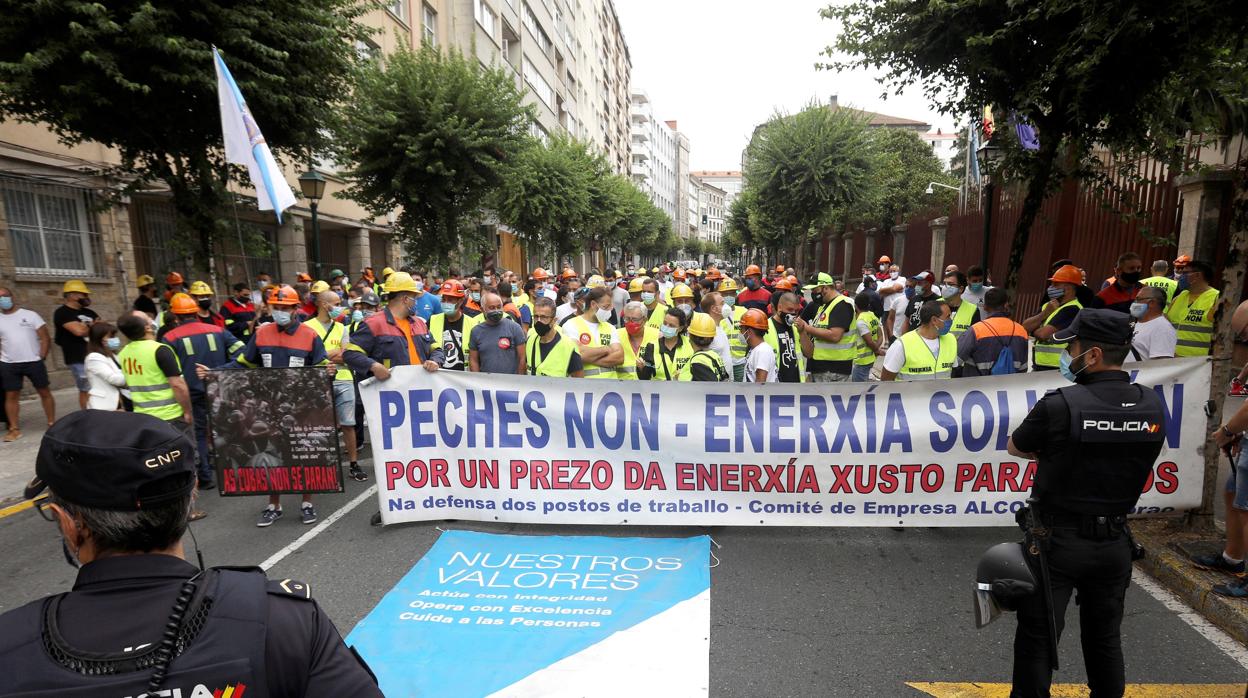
[629,89,679,226]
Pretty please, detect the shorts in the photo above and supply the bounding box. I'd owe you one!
[67,363,89,392]
[1227,448,1248,511]
[851,363,874,382]
[332,380,356,427]
[1,361,50,392]
[809,371,852,383]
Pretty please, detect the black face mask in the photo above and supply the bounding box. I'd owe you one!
[197,299,212,310]
[783,313,796,327]
[1119,271,1142,284]
[77,297,91,308]
[485,310,504,324]
[534,320,552,337]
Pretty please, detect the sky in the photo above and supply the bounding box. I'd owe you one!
[612,0,957,171]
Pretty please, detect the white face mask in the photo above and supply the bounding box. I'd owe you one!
[889,271,899,280]
[595,306,612,323]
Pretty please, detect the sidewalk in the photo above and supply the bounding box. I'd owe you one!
[0,387,82,505]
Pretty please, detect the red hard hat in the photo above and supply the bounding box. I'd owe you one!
[165,271,184,285]
[439,280,465,298]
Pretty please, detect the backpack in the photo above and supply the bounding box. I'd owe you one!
[982,321,1018,375]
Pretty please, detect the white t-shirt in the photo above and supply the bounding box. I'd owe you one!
[555,302,577,324]
[888,290,911,337]
[743,341,778,383]
[0,308,47,363]
[1128,316,1177,361]
[708,325,734,373]
[961,285,992,307]
[563,318,620,348]
[882,333,942,374]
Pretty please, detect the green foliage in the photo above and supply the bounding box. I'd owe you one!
[0,0,372,262]
[743,102,876,243]
[862,128,956,231]
[494,135,595,257]
[333,45,536,264]
[823,0,1248,290]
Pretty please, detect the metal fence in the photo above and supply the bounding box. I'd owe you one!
[0,173,108,279]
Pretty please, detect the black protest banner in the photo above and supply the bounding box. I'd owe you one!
[207,366,344,496]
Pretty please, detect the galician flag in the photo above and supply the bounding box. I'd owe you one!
[213,47,296,223]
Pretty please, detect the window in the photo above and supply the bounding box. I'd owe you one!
[2,178,98,276]
[522,3,552,55]
[354,37,381,61]
[522,56,554,110]
[387,0,408,24]
[422,4,438,46]
[474,0,497,37]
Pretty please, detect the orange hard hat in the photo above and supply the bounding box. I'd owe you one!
[877,255,891,264]
[561,268,578,280]
[774,265,785,274]
[165,271,184,285]
[740,308,769,331]
[532,267,549,281]
[705,268,723,280]
[267,285,301,307]
[744,264,762,277]
[296,272,314,283]
[1047,264,1083,285]
[439,280,465,298]
[786,275,798,286]
[673,268,686,280]
[773,277,795,291]
[1173,254,1192,267]
[169,293,198,315]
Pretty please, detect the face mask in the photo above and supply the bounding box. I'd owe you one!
[485,310,504,324]
[595,307,612,323]
[362,309,376,318]
[271,310,292,326]
[351,309,364,323]
[969,282,984,293]
[257,279,269,288]
[1119,271,1142,285]
[77,297,91,307]
[625,320,643,335]
[483,276,492,286]
[1176,273,1190,292]
[441,301,459,315]
[531,321,551,338]
[739,333,750,346]
[471,291,482,303]
[236,295,250,304]
[904,286,915,299]
[1058,347,1092,383]
[328,306,345,319]
[678,304,693,316]
[61,539,82,570]
[0,297,12,311]
[941,285,960,299]
[745,278,758,290]
[783,313,796,327]
[105,336,122,351]
[723,296,736,308]
[879,264,887,271]
[660,324,679,339]
[1046,286,1065,300]
[414,281,425,292]
[197,298,212,310]
[889,271,899,280]
[641,292,656,304]
[938,318,953,336]
[1129,302,1149,319]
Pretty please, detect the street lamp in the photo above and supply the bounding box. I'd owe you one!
[975,140,1005,275]
[298,167,327,281]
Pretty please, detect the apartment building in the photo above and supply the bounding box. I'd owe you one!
[691,176,725,246]
[690,171,742,217]
[629,90,679,226]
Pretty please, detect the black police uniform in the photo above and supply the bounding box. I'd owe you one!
[1007,311,1165,697]
[0,409,382,697]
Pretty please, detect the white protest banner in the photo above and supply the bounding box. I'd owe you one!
[359,358,1209,527]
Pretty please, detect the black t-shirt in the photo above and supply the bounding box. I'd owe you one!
[799,297,821,322]
[52,304,98,365]
[537,336,584,374]
[154,344,181,376]
[806,300,855,375]
[440,315,467,370]
[770,317,802,383]
[904,291,940,333]
[133,294,157,316]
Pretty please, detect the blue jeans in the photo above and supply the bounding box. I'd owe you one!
[851,363,873,382]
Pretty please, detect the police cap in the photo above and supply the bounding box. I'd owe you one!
[25,411,196,510]
[1052,308,1132,345]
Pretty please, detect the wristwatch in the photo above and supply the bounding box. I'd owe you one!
[1221,425,1236,438]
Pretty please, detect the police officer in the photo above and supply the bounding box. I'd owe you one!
[1001,309,1166,696]
[0,410,382,697]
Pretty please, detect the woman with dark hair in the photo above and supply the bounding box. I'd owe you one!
[639,306,693,381]
[84,321,129,410]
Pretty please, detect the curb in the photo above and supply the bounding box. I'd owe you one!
[1131,518,1248,646]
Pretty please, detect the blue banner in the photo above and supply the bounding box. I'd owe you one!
[347,531,711,697]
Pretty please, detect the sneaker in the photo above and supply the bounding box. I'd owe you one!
[197,478,216,491]
[1231,379,1248,397]
[256,507,282,527]
[349,463,368,482]
[1212,576,1248,598]
[1192,551,1246,575]
[189,509,209,522]
[301,504,318,525]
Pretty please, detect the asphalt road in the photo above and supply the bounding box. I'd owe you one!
[1,451,1244,698]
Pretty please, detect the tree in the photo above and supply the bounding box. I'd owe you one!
[494,135,594,261]
[333,45,534,265]
[865,128,957,231]
[824,0,1248,293]
[743,101,878,245]
[0,0,371,275]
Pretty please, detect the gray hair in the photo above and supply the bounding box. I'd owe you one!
[534,297,557,312]
[623,301,647,318]
[51,488,193,554]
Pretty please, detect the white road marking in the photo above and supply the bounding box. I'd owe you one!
[259,485,377,571]
[1133,568,1248,670]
